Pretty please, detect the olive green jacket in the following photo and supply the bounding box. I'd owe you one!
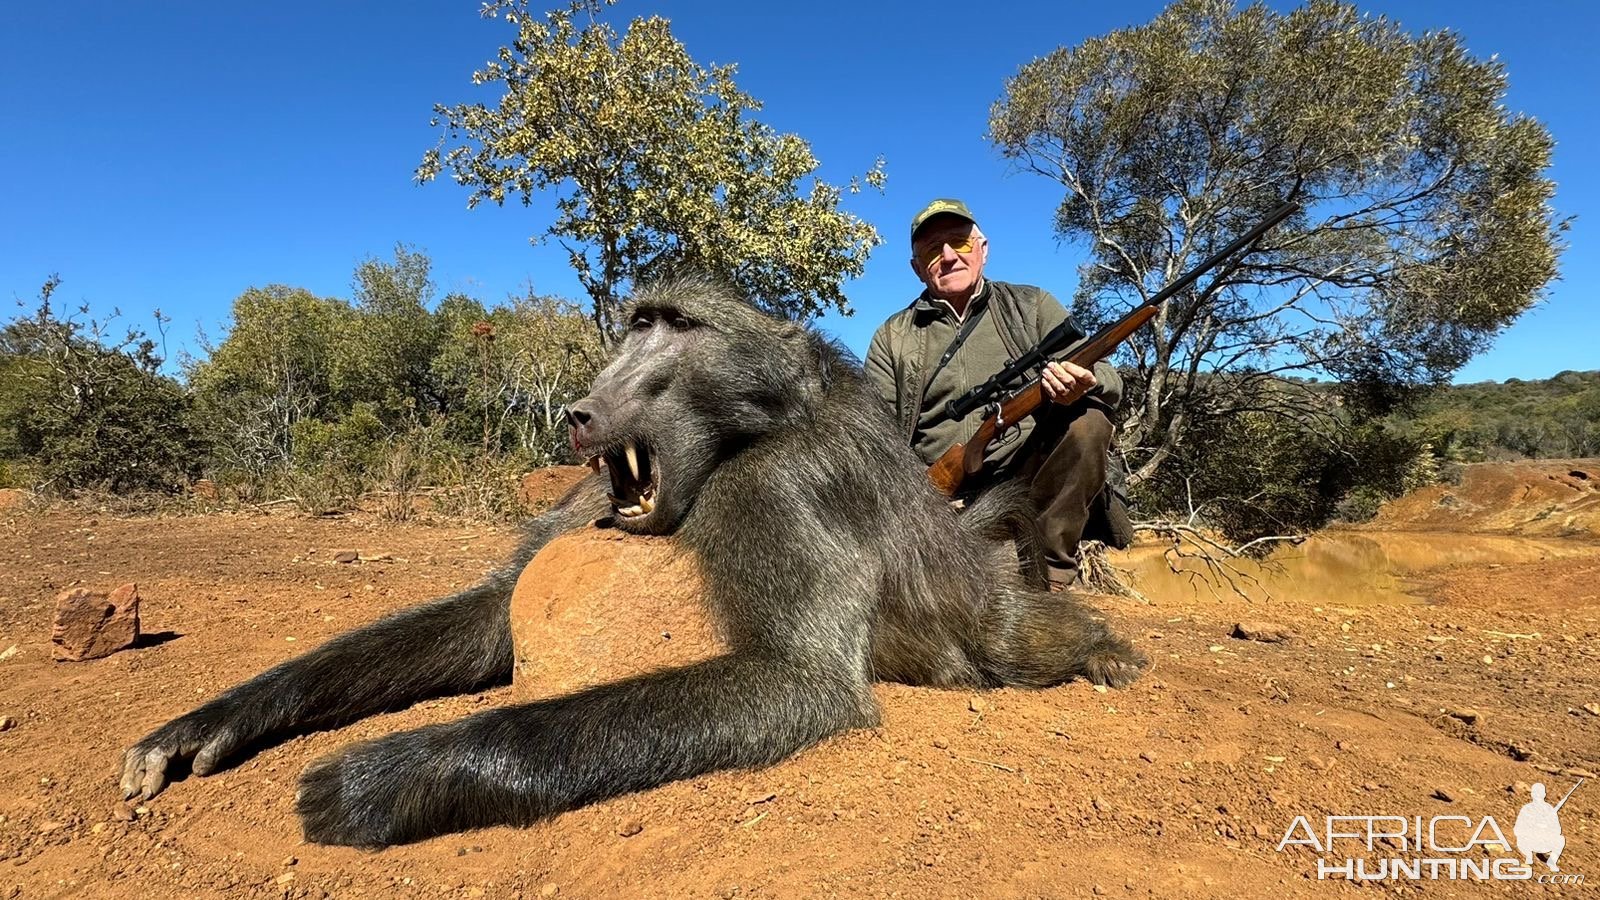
[864,280,1121,468]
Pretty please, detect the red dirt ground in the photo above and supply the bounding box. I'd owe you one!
[2,461,1598,898]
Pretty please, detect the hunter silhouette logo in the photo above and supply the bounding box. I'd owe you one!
[1516,779,1581,872]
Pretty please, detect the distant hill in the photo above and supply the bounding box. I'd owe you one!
[1386,370,1599,461]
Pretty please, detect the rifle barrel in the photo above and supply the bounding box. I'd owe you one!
[1554,777,1584,812]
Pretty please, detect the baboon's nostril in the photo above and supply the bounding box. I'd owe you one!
[565,401,594,428]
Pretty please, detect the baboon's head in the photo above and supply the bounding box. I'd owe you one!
[566,276,822,534]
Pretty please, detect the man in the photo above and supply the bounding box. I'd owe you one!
[865,199,1124,589]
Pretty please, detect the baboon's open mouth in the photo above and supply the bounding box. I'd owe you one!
[589,440,658,519]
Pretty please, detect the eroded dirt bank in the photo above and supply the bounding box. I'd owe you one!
[1,463,1598,898]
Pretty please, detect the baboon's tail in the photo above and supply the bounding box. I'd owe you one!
[960,482,1048,588]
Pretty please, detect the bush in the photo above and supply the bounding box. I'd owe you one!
[1,279,202,494]
[1132,408,1441,544]
[287,405,387,514]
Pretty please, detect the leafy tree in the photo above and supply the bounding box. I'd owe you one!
[429,291,500,450]
[418,0,884,341]
[187,285,349,482]
[495,291,605,461]
[335,244,445,419]
[989,0,1566,487]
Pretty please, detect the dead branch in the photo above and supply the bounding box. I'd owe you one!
[1133,521,1305,602]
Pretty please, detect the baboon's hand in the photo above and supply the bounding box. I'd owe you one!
[119,705,246,801]
[296,730,441,848]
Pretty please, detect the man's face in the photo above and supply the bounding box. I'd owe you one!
[910,216,987,300]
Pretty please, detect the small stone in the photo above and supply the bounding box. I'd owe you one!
[746,791,776,805]
[1446,707,1481,726]
[1139,750,1157,764]
[617,818,643,837]
[931,737,948,750]
[540,884,559,898]
[968,696,987,714]
[282,856,297,867]
[0,716,16,732]
[1482,655,1494,665]
[276,873,295,885]
[1432,787,1455,803]
[1232,622,1294,643]
[333,550,360,564]
[51,583,141,661]
[112,805,135,822]
[1582,703,1600,717]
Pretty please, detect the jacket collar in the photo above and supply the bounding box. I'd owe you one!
[913,278,989,323]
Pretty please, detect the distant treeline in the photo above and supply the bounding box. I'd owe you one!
[2,255,1592,536]
[1381,370,1600,461]
[0,250,603,519]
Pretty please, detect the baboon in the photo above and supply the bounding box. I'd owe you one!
[118,276,1145,848]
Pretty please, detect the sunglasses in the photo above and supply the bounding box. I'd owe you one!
[916,236,981,268]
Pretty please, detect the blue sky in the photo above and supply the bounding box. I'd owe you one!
[2,1,1594,382]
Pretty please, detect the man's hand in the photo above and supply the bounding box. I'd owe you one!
[1040,361,1096,406]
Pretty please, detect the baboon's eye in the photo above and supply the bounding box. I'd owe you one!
[668,314,692,330]
[628,315,651,332]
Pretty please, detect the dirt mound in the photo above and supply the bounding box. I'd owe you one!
[518,466,591,514]
[1,510,1597,897]
[1369,458,1600,538]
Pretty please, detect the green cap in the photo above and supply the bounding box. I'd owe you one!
[909,198,977,243]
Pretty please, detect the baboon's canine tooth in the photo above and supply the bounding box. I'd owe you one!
[639,495,655,513]
[625,442,640,480]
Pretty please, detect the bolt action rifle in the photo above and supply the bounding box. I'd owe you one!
[926,201,1299,497]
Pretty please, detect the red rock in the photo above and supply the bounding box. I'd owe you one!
[51,583,141,661]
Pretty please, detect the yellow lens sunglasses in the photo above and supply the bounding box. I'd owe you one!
[917,236,980,268]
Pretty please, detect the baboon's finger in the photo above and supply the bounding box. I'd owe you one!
[119,747,146,800]
[140,747,173,799]
[192,731,233,776]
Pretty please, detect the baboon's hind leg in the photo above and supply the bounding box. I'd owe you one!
[976,585,1146,689]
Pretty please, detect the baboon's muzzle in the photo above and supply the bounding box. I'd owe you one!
[564,398,660,523]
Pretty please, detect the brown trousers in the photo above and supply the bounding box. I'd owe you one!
[976,400,1115,586]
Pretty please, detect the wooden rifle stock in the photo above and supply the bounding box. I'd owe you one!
[927,202,1299,497]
